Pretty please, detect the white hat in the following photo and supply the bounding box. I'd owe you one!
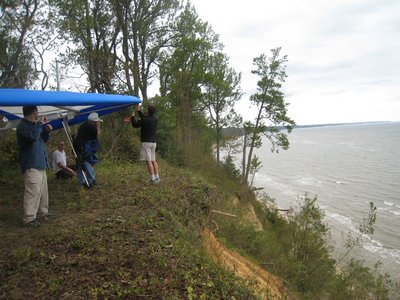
[88,112,103,122]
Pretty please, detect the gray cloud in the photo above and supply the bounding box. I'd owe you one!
[190,0,400,124]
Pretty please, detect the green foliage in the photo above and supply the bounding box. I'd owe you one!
[157,3,221,167]
[98,110,141,162]
[327,202,399,299]
[222,154,241,180]
[0,0,39,88]
[335,202,377,269]
[151,93,215,168]
[112,0,181,98]
[334,259,393,300]
[202,51,242,163]
[248,155,262,187]
[285,195,335,295]
[0,130,18,173]
[50,0,120,93]
[149,95,178,162]
[2,2,398,298]
[360,201,377,235]
[0,161,258,298]
[244,122,263,149]
[0,138,398,298]
[215,194,398,299]
[243,47,296,185]
[12,247,33,265]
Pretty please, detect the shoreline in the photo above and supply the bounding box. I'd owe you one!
[255,191,400,282]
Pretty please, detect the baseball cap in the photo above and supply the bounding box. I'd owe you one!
[88,112,103,122]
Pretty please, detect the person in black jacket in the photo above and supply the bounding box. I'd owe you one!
[127,104,160,183]
[74,112,102,187]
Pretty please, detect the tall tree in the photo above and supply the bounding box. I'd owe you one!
[0,0,40,88]
[203,52,242,164]
[111,0,180,99]
[29,2,60,90]
[158,3,221,165]
[243,47,295,184]
[50,0,119,93]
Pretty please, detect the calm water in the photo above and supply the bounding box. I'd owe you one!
[252,122,400,280]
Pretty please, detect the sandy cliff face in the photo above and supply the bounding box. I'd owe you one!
[202,226,293,299]
[203,194,296,299]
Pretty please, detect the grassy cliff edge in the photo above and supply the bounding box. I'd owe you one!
[0,160,290,299]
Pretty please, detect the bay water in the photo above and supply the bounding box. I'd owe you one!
[251,122,400,281]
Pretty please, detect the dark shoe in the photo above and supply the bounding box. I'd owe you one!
[91,180,102,186]
[25,219,41,227]
[38,213,56,221]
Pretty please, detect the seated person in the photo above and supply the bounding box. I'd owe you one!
[52,140,76,179]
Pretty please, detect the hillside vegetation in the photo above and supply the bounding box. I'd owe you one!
[1,154,398,299]
[1,159,290,299]
[2,1,399,298]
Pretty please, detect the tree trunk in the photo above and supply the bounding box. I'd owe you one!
[244,103,264,184]
[241,130,247,184]
[112,0,133,94]
[216,115,220,164]
[84,0,96,92]
[0,1,38,87]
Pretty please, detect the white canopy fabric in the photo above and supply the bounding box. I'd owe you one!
[0,89,141,130]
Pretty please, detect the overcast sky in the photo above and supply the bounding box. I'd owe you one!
[189,0,400,125]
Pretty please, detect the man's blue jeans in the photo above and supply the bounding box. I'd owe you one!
[77,160,95,186]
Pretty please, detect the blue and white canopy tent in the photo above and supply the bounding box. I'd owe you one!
[0,89,141,130]
[0,88,141,187]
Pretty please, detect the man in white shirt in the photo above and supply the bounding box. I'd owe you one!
[52,140,76,179]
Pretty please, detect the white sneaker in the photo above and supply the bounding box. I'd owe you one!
[148,177,160,184]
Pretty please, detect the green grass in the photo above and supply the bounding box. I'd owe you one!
[0,160,257,299]
[3,156,395,299]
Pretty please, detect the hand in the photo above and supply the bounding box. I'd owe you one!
[124,117,131,124]
[69,168,77,176]
[40,115,48,124]
[45,123,53,132]
[96,121,101,135]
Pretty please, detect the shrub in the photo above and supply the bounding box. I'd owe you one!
[0,130,18,171]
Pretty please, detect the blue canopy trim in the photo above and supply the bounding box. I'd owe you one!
[0,89,141,130]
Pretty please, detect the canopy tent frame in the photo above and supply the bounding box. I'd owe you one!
[0,88,142,188]
[59,113,91,188]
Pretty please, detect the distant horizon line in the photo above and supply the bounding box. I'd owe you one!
[222,121,398,135]
[295,120,397,128]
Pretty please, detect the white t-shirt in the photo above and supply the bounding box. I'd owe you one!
[52,149,67,173]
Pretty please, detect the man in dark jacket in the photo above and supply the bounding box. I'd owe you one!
[16,106,53,227]
[128,104,160,183]
[74,112,102,187]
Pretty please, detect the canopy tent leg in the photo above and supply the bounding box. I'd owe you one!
[60,116,91,188]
